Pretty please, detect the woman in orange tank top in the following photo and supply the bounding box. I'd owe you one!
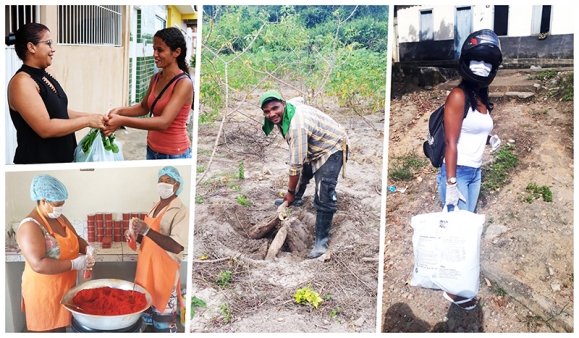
[16,174,96,332]
[104,27,193,160]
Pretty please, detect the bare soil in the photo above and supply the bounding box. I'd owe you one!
[382,71,574,333]
[190,89,384,333]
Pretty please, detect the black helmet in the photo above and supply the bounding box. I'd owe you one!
[458,29,502,88]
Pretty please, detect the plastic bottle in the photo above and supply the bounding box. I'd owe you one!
[127,218,137,251]
[83,246,95,280]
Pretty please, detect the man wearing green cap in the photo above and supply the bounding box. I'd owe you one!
[261,90,348,259]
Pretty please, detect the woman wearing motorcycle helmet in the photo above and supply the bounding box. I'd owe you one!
[436,29,503,310]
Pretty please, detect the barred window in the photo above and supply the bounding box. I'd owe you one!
[57,5,122,46]
[5,5,39,34]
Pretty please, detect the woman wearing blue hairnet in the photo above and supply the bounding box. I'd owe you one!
[128,166,189,332]
[16,174,96,332]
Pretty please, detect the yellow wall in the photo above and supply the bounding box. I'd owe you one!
[168,6,183,28]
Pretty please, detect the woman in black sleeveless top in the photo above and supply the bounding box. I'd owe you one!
[6,23,106,164]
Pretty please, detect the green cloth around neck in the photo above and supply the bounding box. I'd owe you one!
[260,90,296,137]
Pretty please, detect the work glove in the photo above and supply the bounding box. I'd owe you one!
[131,218,151,236]
[445,183,466,208]
[71,255,93,271]
[489,135,501,152]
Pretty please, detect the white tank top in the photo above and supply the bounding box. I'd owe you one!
[456,107,493,168]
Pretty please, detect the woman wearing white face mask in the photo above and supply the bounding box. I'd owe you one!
[129,166,189,332]
[16,174,95,332]
[436,29,502,310]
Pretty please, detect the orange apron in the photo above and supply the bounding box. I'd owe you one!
[21,208,79,331]
[135,201,181,311]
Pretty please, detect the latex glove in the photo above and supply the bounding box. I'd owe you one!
[489,135,501,152]
[131,218,151,236]
[71,255,91,271]
[445,183,466,207]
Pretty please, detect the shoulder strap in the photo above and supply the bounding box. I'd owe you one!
[149,72,189,117]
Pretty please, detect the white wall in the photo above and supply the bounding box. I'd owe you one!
[5,165,191,225]
[508,5,535,36]
[551,6,574,34]
[397,5,573,42]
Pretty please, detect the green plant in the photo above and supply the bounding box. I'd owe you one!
[195,194,204,204]
[494,287,507,297]
[388,149,428,181]
[481,144,518,194]
[535,69,557,81]
[560,72,574,101]
[330,306,343,318]
[219,303,232,323]
[238,160,245,179]
[294,285,324,309]
[570,273,574,282]
[197,164,207,173]
[216,270,232,287]
[190,296,207,319]
[524,183,553,203]
[488,217,494,224]
[237,195,251,206]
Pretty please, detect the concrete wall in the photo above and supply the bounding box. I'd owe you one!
[399,34,574,62]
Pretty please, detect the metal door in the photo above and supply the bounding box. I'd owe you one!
[454,6,473,59]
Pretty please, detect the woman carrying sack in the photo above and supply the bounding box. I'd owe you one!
[435,29,503,310]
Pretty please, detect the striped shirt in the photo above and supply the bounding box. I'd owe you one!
[283,99,348,176]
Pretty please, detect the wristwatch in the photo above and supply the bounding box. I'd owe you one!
[288,189,296,195]
[447,177,457,185]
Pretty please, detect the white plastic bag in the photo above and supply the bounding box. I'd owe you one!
[74,129,124,162]
[410,207,485,299]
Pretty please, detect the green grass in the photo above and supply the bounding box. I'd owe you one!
[237,195,251,206]
[481,144,518,194]
[560,72,574,102]
[388,149,428,181]
[219,303,232,323]
[197,164,207,173]
[216,270,232,288]
[534,69,558,81]
[524,183,553,203]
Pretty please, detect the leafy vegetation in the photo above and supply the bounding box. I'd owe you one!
[524,183,553,203]
[190,296,207,319]
[236,195,251,206]
[388,150,428,181]
[200,5,388,122]
[294,285,324,309]
[534,69,557,81]
[238,160,245,179]
[481,144,518,194]
[216,270,232,287]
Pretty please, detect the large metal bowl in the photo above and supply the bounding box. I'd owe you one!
[61,278,152,331]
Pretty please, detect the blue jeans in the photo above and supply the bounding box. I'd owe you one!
[146,146,191,160]
[437,163,481,213]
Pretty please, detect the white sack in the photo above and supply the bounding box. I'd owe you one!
[410,208,485,299]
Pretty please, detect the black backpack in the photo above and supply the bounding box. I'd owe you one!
[423,88,470,167]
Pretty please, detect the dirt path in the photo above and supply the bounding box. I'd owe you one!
[190,90,384,333]
[382,71,574,332]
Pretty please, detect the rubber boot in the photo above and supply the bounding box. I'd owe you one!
[274,182,307,206]
[308,211,334,259]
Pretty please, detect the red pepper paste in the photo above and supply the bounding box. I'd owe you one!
[72,287,148,316]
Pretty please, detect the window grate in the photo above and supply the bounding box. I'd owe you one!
[57,5,122,46]
[5,5,39,34]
